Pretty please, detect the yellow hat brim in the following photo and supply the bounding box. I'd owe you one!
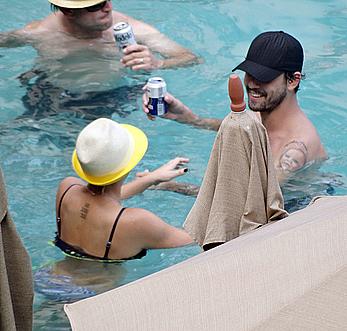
[48,0,105,9]
[72,124,148,186]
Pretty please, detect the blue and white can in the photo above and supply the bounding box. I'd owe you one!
[146,77,168,116]
[113,22,136,50]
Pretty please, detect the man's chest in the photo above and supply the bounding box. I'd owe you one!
[36,32,119,59]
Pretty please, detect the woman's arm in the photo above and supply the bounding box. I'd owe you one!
[120,157,189,200]
[129,208,194,249]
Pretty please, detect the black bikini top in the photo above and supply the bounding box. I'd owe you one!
[54,184,146,262]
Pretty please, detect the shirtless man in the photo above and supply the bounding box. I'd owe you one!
[0,0,199,118]
[143,31,327,181]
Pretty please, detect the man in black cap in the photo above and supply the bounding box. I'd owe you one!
[143,31,326,180]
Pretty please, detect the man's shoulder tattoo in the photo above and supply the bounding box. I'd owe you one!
[278,140,308,172]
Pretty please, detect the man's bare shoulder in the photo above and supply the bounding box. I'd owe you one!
[270,109,324,176]
[112,11,158,34]
[28,14,61,32]
[23,20,44,31]
[12,14,58,39]
[0,19,46,47]
[112,10,129,22]
[297,112,326,159]
[276,128,326,175]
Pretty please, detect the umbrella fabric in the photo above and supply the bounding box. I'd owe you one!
[0,167,33,331]
[184,111,288,248]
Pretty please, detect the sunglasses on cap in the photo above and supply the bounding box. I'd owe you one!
[85,0,110,12]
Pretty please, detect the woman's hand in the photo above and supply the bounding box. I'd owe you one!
[120,157,189,200]
[136,157,189,185]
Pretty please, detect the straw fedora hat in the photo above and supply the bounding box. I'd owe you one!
[72,118,148,186]
[48,0,106,9]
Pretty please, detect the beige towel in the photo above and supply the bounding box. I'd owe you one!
[0,167,33,331]
[184,110,288,248]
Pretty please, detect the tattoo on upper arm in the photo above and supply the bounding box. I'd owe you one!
[279,140,308,172]
[80,202,90,220]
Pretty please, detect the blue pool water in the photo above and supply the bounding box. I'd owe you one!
[1,0,347,329]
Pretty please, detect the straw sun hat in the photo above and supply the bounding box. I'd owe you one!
[72,118,148,186]
[48,0,106,9]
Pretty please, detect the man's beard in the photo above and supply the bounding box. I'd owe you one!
[247,85,287,113]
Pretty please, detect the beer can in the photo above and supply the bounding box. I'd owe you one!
[146,77,168,116]
[113,22,136,50]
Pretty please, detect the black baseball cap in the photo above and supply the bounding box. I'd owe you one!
[232,31,304,83]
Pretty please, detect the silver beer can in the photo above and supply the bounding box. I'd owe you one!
[113,22,136,50]
[146,77,168,117]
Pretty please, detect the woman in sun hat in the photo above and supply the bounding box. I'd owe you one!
[54,118,193,261]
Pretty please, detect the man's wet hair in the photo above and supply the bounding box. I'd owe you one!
[285,72,306,93]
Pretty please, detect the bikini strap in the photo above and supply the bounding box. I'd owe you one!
[56,183,82,237]
[103,207,127,259]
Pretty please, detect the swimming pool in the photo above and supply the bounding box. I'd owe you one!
[1,0,347,329]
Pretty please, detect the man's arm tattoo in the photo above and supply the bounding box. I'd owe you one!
[279,140,308,172]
